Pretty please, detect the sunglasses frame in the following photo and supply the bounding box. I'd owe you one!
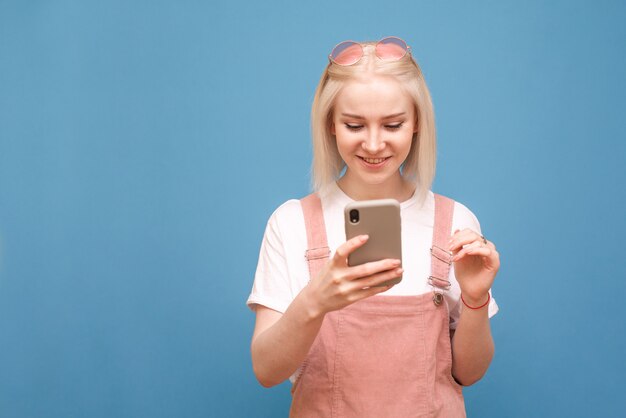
[328,36,412,66]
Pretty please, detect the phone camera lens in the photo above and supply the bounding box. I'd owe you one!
[349,209,359,224]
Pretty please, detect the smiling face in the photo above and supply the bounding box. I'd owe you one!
[330,74,418,200]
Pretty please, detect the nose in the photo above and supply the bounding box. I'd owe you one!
[361,128,386,154]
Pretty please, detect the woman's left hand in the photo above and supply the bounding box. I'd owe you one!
[448,228,500,305]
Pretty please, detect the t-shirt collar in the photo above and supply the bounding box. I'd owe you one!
[326,181,419,210]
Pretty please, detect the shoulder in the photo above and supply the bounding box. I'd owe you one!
[268,198,304,221]
[263,198,307,239]
[452,199,481,233]
[432,193,481,233]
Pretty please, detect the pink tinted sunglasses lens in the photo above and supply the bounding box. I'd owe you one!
[330,42,362,65]
[376,37,408,60]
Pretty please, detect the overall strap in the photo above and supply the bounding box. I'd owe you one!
[301,192,455,290]
[429,194,455,303]
[301,193,330,281]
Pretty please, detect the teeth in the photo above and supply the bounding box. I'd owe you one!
[363,157,386,164]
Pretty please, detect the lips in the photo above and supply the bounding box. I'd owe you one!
[358,156,390,164]
[361,157,387,164]
[357,155,391,168]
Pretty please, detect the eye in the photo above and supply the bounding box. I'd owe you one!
[345,123,363,131]
[385,123,403,130]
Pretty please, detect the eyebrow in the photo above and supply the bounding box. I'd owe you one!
[340,112,407,120]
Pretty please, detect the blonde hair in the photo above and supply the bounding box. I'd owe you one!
[310,41,436,202]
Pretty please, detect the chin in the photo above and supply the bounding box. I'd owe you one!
[358,173,396,187]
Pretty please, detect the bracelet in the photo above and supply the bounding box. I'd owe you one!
[461,293,490,310]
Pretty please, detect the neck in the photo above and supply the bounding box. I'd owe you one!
[337,171,415,202]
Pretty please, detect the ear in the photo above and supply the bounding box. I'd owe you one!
[413,115,419,133]
[330,121,336,135]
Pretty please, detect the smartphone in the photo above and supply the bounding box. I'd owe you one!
[344,199,402,286]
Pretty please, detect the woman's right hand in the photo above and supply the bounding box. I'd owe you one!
[303,235,403,317]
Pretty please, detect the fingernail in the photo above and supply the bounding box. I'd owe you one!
[360,235,369,242]
[396,268,403,275]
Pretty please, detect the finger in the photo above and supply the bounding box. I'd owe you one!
[333,235,369,266]
[457,246,500,272]
[344,258,402,280]
[471,246,500,267]
[452,245,491,262]
[450,228,477,240]
[449,230,484,252]
[353,282,394,302]
[452,241,484,260]
[449,228,481,244]
[466,242,500,260]
[351,267,404,289]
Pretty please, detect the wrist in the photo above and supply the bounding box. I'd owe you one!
[461,292,490,310]
[299,286,326,321]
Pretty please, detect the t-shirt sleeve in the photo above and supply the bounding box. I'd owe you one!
[246,208,294,314]
[448,202,499,330]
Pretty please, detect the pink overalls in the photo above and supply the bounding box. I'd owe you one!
[290,193,466,418]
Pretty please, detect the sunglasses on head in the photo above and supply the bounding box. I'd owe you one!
[328,36,411,66]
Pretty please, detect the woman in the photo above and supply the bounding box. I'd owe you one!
[247,37,500,417]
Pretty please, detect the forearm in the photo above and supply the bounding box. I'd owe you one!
[251,287,325,387]
[451,295,494,386]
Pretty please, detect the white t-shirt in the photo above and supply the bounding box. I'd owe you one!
[247,182,499,329]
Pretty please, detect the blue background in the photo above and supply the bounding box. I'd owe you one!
[1,0,625,417]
